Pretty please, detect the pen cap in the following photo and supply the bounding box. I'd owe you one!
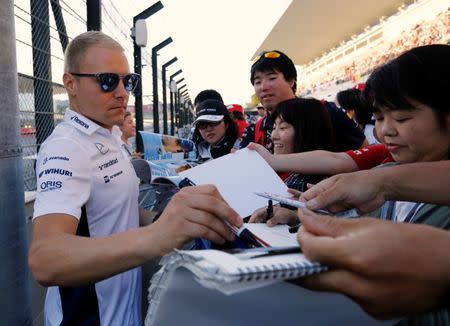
[178,177,196,189]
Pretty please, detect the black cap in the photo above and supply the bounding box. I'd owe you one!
[194,99,229,125]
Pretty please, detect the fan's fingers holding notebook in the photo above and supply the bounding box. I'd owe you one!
[297,269,354,292]
[297,208,351,237]
[296,229,350,266]
[297,208,376,237]
[296,269,373,303]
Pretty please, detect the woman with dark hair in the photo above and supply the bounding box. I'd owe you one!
[272,98,335,155]
[336,88,379,144]
[249,97,335,224]
[297,44,450,325]
[227,104,248,139]
[192,99,239,161]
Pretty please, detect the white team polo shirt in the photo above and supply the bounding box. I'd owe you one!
[33,108,141,326]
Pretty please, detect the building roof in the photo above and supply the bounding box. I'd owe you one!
[254,0,412,65]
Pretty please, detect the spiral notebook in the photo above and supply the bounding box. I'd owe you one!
[160,247,328,295]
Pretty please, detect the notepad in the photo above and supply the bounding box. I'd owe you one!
[160,247,328,295]
[239,223,298,247]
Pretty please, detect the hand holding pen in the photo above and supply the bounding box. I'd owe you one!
[248,201,299,226]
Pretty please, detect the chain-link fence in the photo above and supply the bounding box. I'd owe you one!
[15,0,86,191]
[18,73,67,190]
[14,0,154,191]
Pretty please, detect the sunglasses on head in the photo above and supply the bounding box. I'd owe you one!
[252,51,281,64]
[70,72,140,93]
[196,120,222,130]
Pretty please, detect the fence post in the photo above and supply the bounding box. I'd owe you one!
[0,0,32,324]
[87,0,102,31]
[31,0,54,151]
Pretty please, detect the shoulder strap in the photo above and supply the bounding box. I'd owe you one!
[254,118,265,146]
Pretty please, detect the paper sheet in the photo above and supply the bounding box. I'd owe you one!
[179,148,290,217]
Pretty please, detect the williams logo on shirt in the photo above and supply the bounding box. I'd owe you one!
[95,142,109,155]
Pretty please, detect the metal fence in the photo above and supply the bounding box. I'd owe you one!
[14,0,155,191]
[18,73,67,190]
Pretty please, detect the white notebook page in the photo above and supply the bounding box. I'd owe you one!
[179,148,290,217]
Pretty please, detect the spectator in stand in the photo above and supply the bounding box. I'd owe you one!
[241,50,366,151]
[192,99,239,161]
[300,9,449,95]
[336,87,379,145]
[118,111,142,159]
[227,104,248,139]
[249,97,335,225]
[256,104,266,119]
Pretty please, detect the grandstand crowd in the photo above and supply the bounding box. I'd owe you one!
[298,7,449,96]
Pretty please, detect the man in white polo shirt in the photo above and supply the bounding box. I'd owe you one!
[28,31,242,326]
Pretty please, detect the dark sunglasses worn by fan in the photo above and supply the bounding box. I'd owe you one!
[70,72,140,93]
[196,120,223,130]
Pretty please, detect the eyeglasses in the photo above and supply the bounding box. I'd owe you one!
[252,51,281,64]
[70,72,140,93]
[197,120,222,130]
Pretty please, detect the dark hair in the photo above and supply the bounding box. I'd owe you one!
[229,110,245,121]
[250,50,297,94]
[364,44,450,129]
[272,98,335,153]
[192,114,238,146]
[194,89,224,107]
[336,88,374,126]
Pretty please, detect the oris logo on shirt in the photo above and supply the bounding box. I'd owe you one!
[38,168,73,178]
[98,158,118,171]
[40,180,63,192]
[70,115,89,129]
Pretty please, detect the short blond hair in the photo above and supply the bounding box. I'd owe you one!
[64,31,124,72]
